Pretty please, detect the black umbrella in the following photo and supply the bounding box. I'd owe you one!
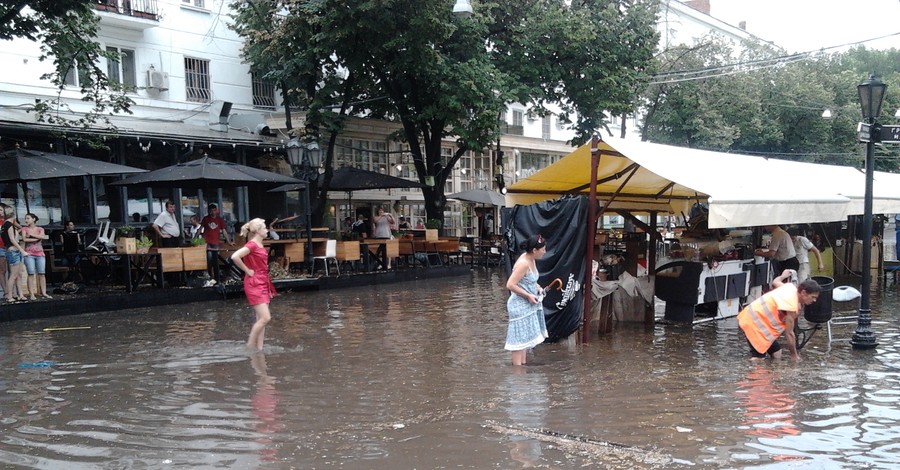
[0,147,146,214]
[110,156,302,188]
[324,166,424,192]
[447,189,506,207]
[270,166,422,220]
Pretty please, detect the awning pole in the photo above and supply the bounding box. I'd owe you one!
[582,135,601,343]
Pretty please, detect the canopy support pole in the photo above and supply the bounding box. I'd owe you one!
[582,136,601,343]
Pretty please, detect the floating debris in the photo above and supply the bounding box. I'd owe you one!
[484,420,671,467]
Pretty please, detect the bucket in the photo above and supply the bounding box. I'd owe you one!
[804,275,834,323]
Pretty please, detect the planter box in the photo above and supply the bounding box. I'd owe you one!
[283,242,305,263]
[182,246,207,271]
[154,247,183,272]
[425,229,438,241]
[116,237,137,254]
[384,239,399,259]
[336,241,360,261]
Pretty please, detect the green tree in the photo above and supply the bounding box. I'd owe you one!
[0,1,133,131]
[641,38,900,170]
[230,0,659,225]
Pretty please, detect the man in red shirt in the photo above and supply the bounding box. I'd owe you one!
[200,203,233,280]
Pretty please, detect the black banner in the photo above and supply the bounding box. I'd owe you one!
[502,196,588,342]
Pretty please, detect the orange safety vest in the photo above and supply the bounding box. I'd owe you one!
[738,284,798,354]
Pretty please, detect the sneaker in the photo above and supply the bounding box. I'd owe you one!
[202,279,217,288]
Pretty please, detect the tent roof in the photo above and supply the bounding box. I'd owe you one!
[507,137,900,228]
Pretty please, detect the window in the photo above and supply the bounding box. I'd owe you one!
[63,59,90,88]
[334,139,387,172]
[512,109,524,127]
[182,0,205,8]
[184,57,210,103]
[106,47,136,91]
[251,72,276,110]
[541,115,551,140]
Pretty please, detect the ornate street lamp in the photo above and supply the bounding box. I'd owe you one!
[452,0,473,18]
[852,74,886,350]
[286,137,323,272]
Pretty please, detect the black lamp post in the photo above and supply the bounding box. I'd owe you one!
[852,74,886,350]
[286,138,323,273]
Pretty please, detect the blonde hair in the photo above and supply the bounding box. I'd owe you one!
[240,218,266,238]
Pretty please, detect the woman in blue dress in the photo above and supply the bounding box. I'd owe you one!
[505,234,548,366]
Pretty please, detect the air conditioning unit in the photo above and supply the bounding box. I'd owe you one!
[147,69,169,91]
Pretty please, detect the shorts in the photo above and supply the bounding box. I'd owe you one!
[24,255,46,275]
[747,337,781,358]
[6,249,23,266]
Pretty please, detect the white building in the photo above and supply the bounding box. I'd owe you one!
[0,0,765,238]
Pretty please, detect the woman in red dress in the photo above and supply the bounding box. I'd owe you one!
[231,218,276,351]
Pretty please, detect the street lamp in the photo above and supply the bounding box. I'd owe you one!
[452,0,473,18]
[852,74,886,350]
[286,138,323,273]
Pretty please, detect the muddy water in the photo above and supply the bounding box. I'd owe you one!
[1,271,899,469]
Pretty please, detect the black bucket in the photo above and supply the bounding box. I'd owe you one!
[804,276,834,323]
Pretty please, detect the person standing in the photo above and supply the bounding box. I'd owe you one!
[755,225,798,275]
[371,206,396,239]
[231,218,276,352]
[504,234,549,366]
[152,200,181,248]
[2,206,28,302]
[790,229,825,282]
[200,203,233,279]
[738,269,820,361]
[21,213,51,300]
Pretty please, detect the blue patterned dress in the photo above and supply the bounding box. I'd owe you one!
[505,268,549,351]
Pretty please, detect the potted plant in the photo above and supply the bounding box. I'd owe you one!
[135,235,154,254]
[189,237,207,247]
[118,225,136,238]
[116,225,137,253]
[424,219,442,241]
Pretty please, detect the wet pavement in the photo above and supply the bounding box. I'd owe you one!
[1,270,899,469]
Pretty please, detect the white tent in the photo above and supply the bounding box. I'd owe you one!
[507,137,900,228]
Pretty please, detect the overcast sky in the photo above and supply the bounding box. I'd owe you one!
[709,0,900,53]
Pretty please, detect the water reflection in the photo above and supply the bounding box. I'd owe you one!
[0,272,898,468]
[502,369,548,468]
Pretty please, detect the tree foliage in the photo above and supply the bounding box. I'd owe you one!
[0,1,133,133]
[230,0,660,223]
[641,38,900,170]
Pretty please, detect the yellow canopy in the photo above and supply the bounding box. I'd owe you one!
[505,137,900,228]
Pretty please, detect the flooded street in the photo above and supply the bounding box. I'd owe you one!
[1,270,899,469]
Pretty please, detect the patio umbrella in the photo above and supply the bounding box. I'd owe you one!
[110,156,302,188]
[270,166,422,219]
[0,147,146,214]
[447,189,506,206]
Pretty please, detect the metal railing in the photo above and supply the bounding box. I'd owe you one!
[93,0,159,21]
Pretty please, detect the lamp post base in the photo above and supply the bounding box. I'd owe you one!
[850,307,879,350]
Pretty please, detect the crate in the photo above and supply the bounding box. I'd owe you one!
[116,237,137,254]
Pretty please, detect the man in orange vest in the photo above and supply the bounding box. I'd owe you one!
[738,269,821,361]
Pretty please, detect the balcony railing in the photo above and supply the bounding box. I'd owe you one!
[93,0,159,21]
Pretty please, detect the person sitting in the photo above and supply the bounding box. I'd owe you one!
[186,215,202,240]
[269,214,300,240]
[397,216,411,230]
[351,214,370,239]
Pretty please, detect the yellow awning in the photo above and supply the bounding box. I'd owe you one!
[507,137,856,228]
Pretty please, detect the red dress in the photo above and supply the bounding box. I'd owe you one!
[242,240,276,305]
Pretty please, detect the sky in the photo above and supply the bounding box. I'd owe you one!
[708,0,900,53]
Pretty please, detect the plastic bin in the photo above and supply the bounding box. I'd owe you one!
[804,276,833,323]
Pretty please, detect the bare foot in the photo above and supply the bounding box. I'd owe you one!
[29,296,36,301]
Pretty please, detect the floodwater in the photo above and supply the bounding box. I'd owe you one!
[1,270,899,469]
